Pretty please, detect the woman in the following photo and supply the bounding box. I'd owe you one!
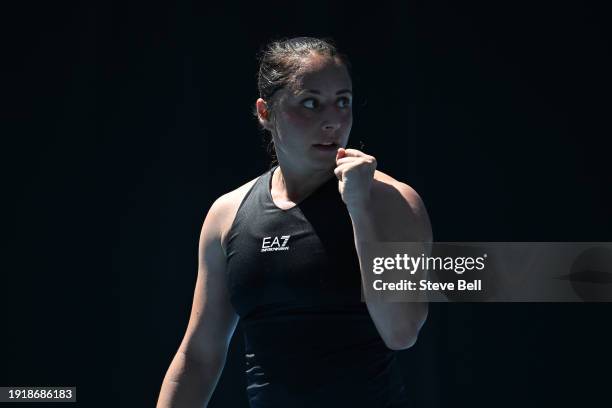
[157,37,432,408]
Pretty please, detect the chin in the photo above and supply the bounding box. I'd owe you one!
[309,156,337,170]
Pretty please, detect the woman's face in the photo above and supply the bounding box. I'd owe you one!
[266,54,353,169]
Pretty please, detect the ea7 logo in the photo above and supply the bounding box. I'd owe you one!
[261,235,291,252]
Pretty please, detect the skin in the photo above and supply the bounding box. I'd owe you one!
[156,51,432,408]
[255,52,431,349]
[256,53,354,208]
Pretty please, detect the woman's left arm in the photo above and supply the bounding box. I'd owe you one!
[335,148,433,350]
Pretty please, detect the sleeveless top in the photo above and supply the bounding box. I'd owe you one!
[225,165,409,408]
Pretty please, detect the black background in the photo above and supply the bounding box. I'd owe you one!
[2,0,611,407]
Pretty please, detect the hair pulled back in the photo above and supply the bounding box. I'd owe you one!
[253,36,352,167]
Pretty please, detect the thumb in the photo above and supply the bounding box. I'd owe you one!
[336,147,346,162]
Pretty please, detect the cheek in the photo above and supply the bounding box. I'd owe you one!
[339,112,353,132]
[341,112,353,126]
[282,107,315,129]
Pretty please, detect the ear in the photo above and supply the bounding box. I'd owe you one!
[256,98,272,130]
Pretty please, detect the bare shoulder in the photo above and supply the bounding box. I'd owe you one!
[205,175,262,255]
[372,169,433,241]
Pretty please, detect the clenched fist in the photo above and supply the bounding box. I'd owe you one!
[334,148,377,212]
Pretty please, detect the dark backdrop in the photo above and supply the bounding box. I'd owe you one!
[3,0,611,407]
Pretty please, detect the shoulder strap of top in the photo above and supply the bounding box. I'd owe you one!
[225,166,276,245]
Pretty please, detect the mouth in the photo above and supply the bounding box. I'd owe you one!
[312,142,339,151]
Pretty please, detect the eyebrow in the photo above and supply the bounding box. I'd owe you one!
[301,89,353,95]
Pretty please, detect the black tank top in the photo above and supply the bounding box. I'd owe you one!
[226,165,409,408]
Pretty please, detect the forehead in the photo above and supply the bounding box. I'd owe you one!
[289,54,352,94]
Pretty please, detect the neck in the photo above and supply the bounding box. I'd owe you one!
[272,162,335,203]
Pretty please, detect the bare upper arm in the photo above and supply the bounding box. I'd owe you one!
[373,169,433,246]
[177,177,259,363]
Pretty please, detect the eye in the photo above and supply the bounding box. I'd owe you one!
[301,98,318,109]
[337,97,352,109]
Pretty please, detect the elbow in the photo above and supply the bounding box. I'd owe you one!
[383,307,428,351]
[383,330,419,351]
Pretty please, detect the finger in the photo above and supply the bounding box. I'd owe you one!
[336,157,374,167]
[336,147,346,161]
[342,148,367,158]
[333,162,357,181]
[333,162,352,180]
[333,166,343,181]
[336,157,358,166]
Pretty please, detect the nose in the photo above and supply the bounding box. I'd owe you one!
[321,110,342,132]
[322,121,341,132]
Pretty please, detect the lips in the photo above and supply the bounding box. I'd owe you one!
[312,142,339,153]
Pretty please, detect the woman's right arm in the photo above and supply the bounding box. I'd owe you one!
[157,196,239,408]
